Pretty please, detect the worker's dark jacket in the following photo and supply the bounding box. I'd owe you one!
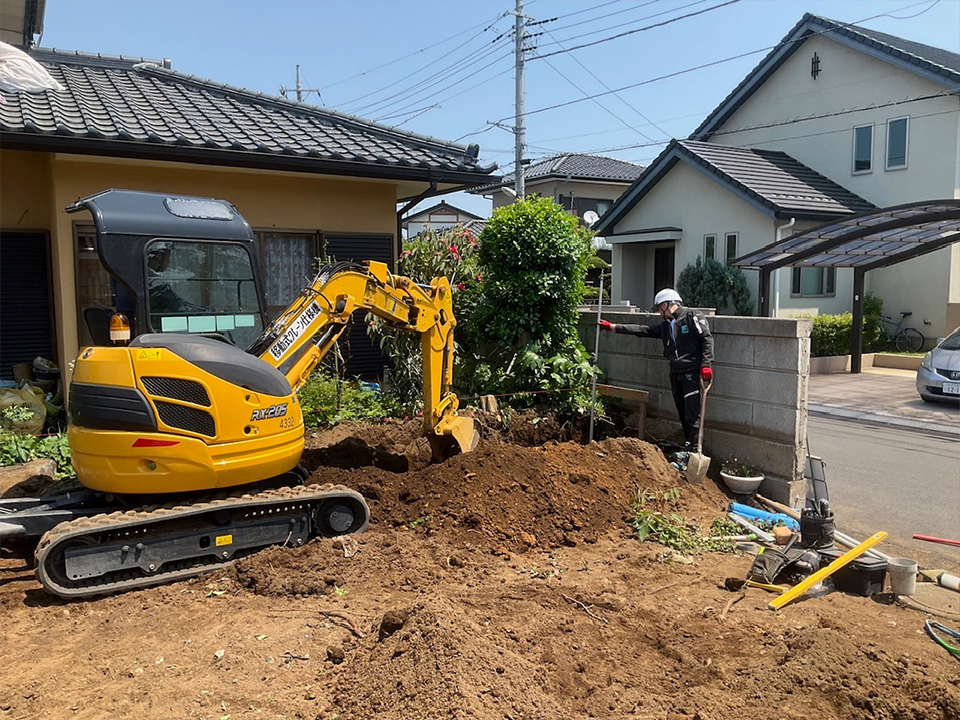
[614,306,714,374]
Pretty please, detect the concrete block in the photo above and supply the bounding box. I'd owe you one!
[703,397,754,428]
[715,316,812,339]
[718,367,799,405]
[758,476,806,509]
[713,335,755,367]
[752,404,804,444]
[753,336,805,372]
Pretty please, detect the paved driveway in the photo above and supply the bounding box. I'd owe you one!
[808,367,959,436]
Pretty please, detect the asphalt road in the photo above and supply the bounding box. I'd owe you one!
[808,415,960,571]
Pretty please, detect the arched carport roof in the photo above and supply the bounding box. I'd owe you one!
[733,200,960,372]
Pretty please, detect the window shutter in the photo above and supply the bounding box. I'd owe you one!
[0,233,53,380]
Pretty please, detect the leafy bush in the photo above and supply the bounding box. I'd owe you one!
[468,196,596,412]
[297,372,397,428]
[0,431,76,480]
[809,309,886,357]
[631,488,735,554]
[676,257,753,315]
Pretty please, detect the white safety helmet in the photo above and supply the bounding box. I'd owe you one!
[653,288,682,308]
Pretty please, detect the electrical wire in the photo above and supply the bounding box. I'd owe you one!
[498,0,949,124]
[324,9,510,93]
[533,0,737,59]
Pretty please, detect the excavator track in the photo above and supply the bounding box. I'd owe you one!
[34,483,369,599]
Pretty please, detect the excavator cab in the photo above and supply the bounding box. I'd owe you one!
[69,189,269,349]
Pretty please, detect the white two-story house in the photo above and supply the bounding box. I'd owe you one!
[595,14,960,340]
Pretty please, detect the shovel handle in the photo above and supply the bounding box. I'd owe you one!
[694,376,712,454]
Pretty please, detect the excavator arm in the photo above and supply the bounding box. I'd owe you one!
[248,260,478,459]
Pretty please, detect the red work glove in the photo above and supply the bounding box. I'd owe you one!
[701,366,713,381]
[598,319,613,331]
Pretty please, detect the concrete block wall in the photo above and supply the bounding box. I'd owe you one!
[580,309,813,506]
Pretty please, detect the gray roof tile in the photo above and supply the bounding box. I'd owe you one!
[679,140,876,215]
[0,48,496,184]
[595,139,875,234]
[468,153,644,193]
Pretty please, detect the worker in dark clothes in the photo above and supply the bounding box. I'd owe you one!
[598,288,714,449]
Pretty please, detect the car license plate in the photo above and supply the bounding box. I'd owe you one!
[944,382,960,395]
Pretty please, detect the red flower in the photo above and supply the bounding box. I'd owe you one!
[449,244,460,259]
[476,273,483,282]
[456,282,466,291]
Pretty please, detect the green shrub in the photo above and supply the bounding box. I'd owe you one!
[676,257,753,315]
[297,372,397,428]
[0,431,76,480]
[810,310,885,357]
[471,196,597,412]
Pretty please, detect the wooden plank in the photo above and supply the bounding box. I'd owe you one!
[596,384,649,402]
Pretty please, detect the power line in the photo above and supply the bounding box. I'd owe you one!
[578,92,958,154]
[341,18,512,113]
[323,10,510,94]
[499,1,944,124]
[541,27,672,141]
[533,0,736,59]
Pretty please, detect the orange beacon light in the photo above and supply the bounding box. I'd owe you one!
[109,312,131,344]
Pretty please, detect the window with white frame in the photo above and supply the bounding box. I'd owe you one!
[725,233,738,265]
[791,267,836,297]
[886,116,908,170]
[853,124,873,173]
[704,234,716,261]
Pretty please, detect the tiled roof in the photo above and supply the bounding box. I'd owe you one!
[468,153,644,193]
[693,13,960,140]
[462,218,487,239]
[0,48,497,185]
[678,140,876,215]
[595,139,875,234]
[403,200,483,223]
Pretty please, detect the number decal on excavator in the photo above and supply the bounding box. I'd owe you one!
[251,403,288,421]
[268,301,323,361]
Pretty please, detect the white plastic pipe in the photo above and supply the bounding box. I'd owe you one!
[773,217,796,318]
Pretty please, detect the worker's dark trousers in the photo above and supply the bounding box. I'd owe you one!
[670,371,701,446]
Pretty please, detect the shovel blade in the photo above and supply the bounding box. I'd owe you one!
[685,451,710,483]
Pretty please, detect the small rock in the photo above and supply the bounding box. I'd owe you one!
[519,531,536,546]
[326,645,345,664]
[379,609,408,641]
[213,650,225,661]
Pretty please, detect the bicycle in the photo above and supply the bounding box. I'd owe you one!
[879,311,925,353]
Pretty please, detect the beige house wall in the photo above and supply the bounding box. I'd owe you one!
[490,179,630,210]
[2,149,399,382]
[709,34,960,340]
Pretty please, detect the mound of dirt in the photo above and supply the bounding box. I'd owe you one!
[1,419,958,720]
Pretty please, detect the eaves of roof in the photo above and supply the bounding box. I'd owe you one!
[691,13,960,141]
[0,48,498,187]
[593,139,875,235]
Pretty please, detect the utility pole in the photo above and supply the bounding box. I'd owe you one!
[514,0,525,198]
[279,65,321,103]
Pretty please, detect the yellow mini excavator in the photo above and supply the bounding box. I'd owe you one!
[0,189,479,598]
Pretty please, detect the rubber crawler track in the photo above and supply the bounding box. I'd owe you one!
[34,483,369,599]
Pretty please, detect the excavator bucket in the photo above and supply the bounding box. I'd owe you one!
[429,416,481,461]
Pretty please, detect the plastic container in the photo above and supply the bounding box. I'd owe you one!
[887,557,918,596]
[818,548,888,597]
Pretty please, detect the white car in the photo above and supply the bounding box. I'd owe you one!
[916,327,960,403]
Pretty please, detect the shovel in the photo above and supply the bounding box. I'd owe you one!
[685,376,712,483]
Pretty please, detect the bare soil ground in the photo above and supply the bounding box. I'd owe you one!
[2,418,958,720]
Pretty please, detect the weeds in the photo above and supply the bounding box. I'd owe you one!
[0,430,76,480]
[631,488,735,554]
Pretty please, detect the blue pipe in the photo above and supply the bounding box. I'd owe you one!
[729,502,799,531]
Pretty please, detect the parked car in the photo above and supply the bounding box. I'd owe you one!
[916,326,960,403]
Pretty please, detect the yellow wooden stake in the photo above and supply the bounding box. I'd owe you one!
[768,531,887,611]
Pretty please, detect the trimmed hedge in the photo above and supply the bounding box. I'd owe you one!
[810,312,885,357]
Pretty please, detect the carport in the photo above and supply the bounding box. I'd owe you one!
[733,200,960,372]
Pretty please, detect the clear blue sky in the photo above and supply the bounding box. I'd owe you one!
[39,0,960,217]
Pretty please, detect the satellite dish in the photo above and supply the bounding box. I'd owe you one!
[583,210,600,227]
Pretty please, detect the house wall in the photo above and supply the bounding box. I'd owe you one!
[610,161,785,312]
[580,308,811,507]
[1,150,398,384]
[490,179,629,210]
[710,33,960,340]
